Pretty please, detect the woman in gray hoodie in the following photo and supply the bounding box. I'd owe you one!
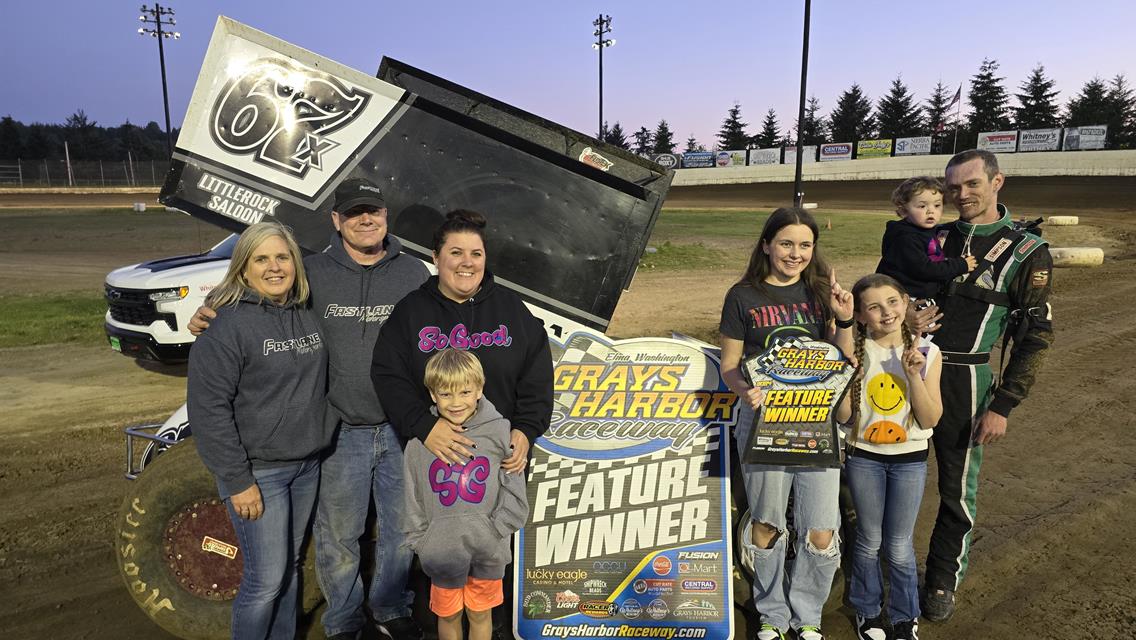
[187,222,330,640]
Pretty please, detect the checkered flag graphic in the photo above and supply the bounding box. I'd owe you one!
[553,333,616,415]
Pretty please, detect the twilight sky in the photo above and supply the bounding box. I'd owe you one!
[1,1,1132,149]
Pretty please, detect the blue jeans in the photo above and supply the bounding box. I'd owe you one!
[845,453,927,623]
[315,424,414,636]
[735,404,841,631]
[226,457,320,640]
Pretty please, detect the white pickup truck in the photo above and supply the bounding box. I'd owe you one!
[103,234,235,363]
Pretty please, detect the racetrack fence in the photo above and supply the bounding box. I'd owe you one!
[0,158,171,187]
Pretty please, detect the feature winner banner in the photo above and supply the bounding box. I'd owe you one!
[856,139,893,158]
[977,131,1019,153]
[517,331,737,640]
[740,336,854,467]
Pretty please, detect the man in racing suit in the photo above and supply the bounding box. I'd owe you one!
[919,149,1054,622]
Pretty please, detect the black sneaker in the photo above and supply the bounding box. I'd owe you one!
[854,613,888,640]
[376,616,424,640]
[894,619,920,640]
[921,586,956,622]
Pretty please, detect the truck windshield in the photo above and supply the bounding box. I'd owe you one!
[207,234,239,259]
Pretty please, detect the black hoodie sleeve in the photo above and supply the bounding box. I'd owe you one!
[882,226,970,283]
[371,300,437,441]
[508,307,554,444]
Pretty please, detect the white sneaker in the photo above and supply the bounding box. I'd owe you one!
[755,622,785,640]
[796,625,825,640]
[855,614,887,640]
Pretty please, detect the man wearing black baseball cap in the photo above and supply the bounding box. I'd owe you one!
[191,176,428,639]
[312,176,428,640]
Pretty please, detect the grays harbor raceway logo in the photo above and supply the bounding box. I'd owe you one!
[210,57,371,178]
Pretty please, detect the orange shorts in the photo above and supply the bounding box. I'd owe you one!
[430,577,504,617]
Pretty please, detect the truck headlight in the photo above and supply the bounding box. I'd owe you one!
[148,286,190,302]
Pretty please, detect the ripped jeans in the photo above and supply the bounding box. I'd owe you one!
[736,403,841,631]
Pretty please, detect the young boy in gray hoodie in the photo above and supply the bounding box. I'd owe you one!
[402,349,529,640]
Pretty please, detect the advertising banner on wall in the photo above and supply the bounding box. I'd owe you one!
[894,136,932,156]
[747,148,781,165]
[783,145,817,165]
[977,131,1019,153]
[516,331,737,640]
[856,139,893,158]
[651,153,682,170]
[681,152,716,168]
[819,142,853,161]
[1018,128,1062,152]
[1064,125,1108,150]
[715,150,748,167]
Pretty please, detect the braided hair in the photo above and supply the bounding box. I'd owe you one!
[847,273,916,445]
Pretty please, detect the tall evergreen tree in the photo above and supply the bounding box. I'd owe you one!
[683,134,704,153]
[1013,64,1061,129]
[925,81,956,137]
[716,102,750,150]
[793,96,827,145]
[875,77,924,138]
[603,121,630,150]
[754,108,781,148]
[1064,77,1111,126]
[632,126,653,155]
[966,58,1012,133]
[828,84,876,142]
[652,120,676,154]
[1105,74,1136,148]
[0,116,23,159]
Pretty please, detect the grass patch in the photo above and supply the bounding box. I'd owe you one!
[0,293,106,348]
[651,208,892,261]
[638,241,730,271]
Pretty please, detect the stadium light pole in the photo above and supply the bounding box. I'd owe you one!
[792,0,812,206]
[592,14,615,140]
[138,3,180,159]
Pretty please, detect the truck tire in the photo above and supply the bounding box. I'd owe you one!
[116,440,322,640]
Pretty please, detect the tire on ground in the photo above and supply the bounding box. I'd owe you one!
[1051,247,1104,267]
[115,440,321,640]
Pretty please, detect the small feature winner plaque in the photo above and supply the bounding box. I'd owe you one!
[741,336,854,467]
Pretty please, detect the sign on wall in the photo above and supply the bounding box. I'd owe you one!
[977,131,1019,153]
[747,148,781,165]
[856,139,893,158]
[783,145,817,165]
[894,136,931,156]
[1018,128,1061,152]
[715,150,748,167]
[819,142,853,162]
[1063,125,1107,151]
[681,152,716,168]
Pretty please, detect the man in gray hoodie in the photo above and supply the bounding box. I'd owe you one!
[190,177,429,640]
[305,179,430,640]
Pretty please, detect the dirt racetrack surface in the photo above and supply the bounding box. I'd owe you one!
[1,179,1134,639]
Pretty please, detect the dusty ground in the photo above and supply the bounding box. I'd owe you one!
[0,180,1134,639]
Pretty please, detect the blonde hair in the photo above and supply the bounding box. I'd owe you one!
[206,222,310,308]
[424,349,486,393]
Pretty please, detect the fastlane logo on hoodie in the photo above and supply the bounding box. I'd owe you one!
[418,323,512,352]
[324,303,395,323]
[263,333,323,356]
